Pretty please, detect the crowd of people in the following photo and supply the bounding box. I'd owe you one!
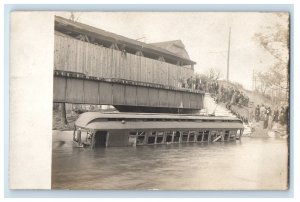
[178,76,207,91]
[255,105,289,129]
[178,77,250,109]
[178,77,289,131]
[207,81,250,108]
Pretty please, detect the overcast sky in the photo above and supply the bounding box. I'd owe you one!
[56,12,289,90]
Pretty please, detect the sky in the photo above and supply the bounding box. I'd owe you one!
[56,12,289,90]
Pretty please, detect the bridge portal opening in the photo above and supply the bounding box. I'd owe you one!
[95,131,107,147]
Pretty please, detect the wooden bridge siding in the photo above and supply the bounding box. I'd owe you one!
[136,87,149,106]
[99,82,113,104]
[174,92,183,107]
[112,84,125,105]
[182,92,191,108]
[83,80,99,104]
[124,85,137,105]
[148,89,159,107]
[53,77,66,102]
[167,91,176,108]
[54,34,194,87]
[53,77,203,109]
[159,89,169,107]
[66,79,84,103]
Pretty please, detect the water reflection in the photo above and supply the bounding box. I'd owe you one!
[52,131,288,190]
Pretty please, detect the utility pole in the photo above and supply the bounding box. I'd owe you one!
[226,27,231,82]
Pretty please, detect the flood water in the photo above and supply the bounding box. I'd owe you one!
[51,130,288,190]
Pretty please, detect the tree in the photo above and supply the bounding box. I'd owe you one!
[69,12,81,22]
[61,103,68,126]
[207,67,221,81]
[253,13,289,99]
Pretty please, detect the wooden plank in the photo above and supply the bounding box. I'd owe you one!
[134,55,137,81]
[96,45,101,77]
[90,44,96,77]
[149,88,159,107]
[107,48,112,78]
[71,38,77,73]
[175,91,183,108]
[190,93,197,109]
[53,35,59,70]
[141,57,147,82]
[127,54,131,80]
[99,82,113,104]
[102,47,108,78]
[149,59,154,83]
[93,45,99,77]
[182,92,190,108]
[124,54,131,80]
[136,55,141,82]
[97,46,103,77]
[76,40,82,73]
[112,84,125,105]
[66,79,84,103]
[53,77,66,102]
[136,87,149,106]
[83,80,99,104]
[153,60,158,84]
[167,90,176,108]
[124,85,137,105]
[158,89,169,107]
[60,37,68,71]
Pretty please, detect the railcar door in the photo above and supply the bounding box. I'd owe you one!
[95,131,107,147]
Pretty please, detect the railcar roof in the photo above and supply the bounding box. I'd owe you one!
[75,112,242,128]
[85,121,243,130]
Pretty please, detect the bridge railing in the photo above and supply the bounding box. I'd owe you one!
[54,34,194,88]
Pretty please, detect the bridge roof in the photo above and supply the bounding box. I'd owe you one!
[55,16,196,66]
[75,112,242,129]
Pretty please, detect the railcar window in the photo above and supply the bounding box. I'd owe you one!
[129,131,137,136]
[211,131,217,142]
[203,130,210,141]
[224,130,230,141]
[147,136,155,144]
[182,131,188,142]
[197,131,204,142]
[156,131,164,144]
[189,131,196,142]
[147,131,156,144]
[166,131,173,143]
[173,131,180,142]
[230,130,237,140]
[137,136,145,144]
[136,131,145,145]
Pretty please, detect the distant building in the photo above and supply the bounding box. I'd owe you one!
[150,40,191,61]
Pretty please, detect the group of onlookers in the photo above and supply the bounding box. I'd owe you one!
[178,76,207,91]
[217,86,249,107]
[255,104,289,129]
[178,77,289,130]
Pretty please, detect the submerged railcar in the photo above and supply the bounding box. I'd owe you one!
[73,112,244,148]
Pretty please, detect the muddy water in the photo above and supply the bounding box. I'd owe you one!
[51,130,288,190]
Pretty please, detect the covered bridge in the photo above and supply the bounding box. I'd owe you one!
[53,16,204,113]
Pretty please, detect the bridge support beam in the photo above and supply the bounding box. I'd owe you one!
[53,76,204,113]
